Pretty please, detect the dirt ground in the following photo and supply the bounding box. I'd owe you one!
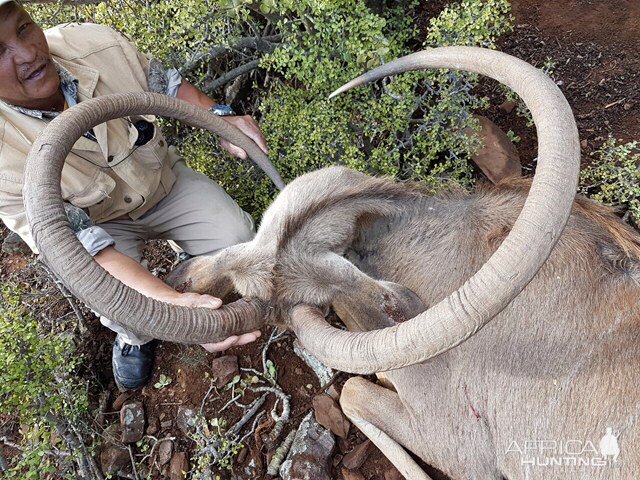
[0,1,638,479]
[495,0,639,163]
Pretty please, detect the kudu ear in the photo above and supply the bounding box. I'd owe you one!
[333,278,427,332]
[165,255,235,299]
[270,168,429,310]
[166,243,276,300]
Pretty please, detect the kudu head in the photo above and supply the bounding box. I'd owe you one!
[24,47,579,374]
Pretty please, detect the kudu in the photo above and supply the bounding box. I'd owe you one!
[24,47,639,479]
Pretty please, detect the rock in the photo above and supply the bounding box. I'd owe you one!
[100,445,130,476]
[280,412,335,480]
[498,100,517,114]
[326,384,340,402]
[384,466,404,480]
[161,420,173,430]
[337,437,351,453]
[157,440,173,466]
[1,231,31,256]
[342,467,366,480]
[237,446,248,464]
[146,416,159,435]
[103,423,122,444]
[580,139,589,150]
[96,390,110,426]
[120,401,145,443]
[169,452,189,480]
[312,393,350,438]
[624,103,632,111]
[112,391,133,411]
[210,355,239,387]
[468,115,521,184]
[342,440,372,470]
[176,406,200,435]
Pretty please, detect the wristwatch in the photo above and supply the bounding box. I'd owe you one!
[209,104,236,117]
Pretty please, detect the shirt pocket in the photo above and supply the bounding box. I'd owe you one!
[126,117,168,171]
[61,163,115,210]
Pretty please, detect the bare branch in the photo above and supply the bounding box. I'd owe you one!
[181,34,282,73]
[205,59,260,92]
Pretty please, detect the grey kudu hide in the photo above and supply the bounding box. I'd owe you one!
[25,48,640,478]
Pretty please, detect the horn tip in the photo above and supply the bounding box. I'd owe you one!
[328,88,344,99]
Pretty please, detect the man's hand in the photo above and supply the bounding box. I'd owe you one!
[220,115,268,160]
[159,290,262,352]
[175,81,268,160]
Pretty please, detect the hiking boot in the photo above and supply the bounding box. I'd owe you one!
[112,335,157,391]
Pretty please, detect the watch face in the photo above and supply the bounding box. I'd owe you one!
[211,105,235,116]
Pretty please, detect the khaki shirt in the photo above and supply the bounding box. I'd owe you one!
[0,23,179,253]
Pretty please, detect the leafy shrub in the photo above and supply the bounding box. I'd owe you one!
[580,138,640,223]
[0,285,91,479]
[28,0,514,218]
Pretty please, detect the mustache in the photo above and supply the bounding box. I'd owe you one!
[18,57,51,81]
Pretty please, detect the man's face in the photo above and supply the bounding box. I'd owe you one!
[0,2,60,109]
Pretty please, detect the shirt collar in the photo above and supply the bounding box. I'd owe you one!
[2,61,79,120]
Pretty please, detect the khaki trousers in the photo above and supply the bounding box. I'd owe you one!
[99,160,255,344]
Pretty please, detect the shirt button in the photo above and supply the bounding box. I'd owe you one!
[124,196,132,204]
[107,155,114,163]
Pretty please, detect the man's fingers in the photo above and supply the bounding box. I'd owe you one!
[199,330,261,353]
[219,115,268,158]
[235,330,262,345]
[240,119,268,154]
[249,131,269,155]
[200,294,223,309]
[220,139,247,159]
[200,336,239,353]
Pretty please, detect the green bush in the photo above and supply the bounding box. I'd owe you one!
[0,285,91,479]
[28,0,514,218]
[580,137,640,223]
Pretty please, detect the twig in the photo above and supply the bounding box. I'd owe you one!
[229,394,268,437]
[205,59,261,92]
[181,34,282,72]
[262,328,287,380]
[319,371,344,395]
[38,260,87,333]
[200,381,218,414]
[220,392,243,413]
[604,98,625,109]
[42,406,104,479]
[0,437,71,457]
[128,445,140,480]
[266,429,296,475]
[250,386,291,447]
[139,436,176,466]
[239,411,266,446]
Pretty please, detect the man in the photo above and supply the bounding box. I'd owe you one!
[0,0,262,390]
